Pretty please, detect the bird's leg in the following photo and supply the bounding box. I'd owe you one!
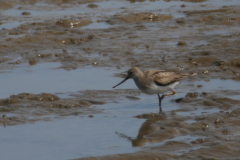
[163,90,176,97]
[157,94,165,115]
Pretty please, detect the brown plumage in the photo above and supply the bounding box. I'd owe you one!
[152,71,195,86]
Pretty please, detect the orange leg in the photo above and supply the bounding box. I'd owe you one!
[164,90,176,97]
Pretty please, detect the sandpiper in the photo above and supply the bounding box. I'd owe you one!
[113,67,196,114]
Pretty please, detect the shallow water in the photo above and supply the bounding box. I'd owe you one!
[0,111,143,160]
[194,79,240,91]
[0,62,134,98]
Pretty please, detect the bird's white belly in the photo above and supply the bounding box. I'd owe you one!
[136,82,179,95]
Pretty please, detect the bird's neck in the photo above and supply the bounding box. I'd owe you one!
[133,72,145,87]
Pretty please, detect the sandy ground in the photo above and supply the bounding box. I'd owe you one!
[1,0,240,159]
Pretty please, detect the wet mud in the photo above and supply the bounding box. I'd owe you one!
[1,0,240,159]
[0,89,140,126]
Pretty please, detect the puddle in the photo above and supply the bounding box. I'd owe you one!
[0,21,24,30]
[194,79,240,91]
[185,119,197,124]
[126,0,240,10]
[177,108,221,116]
[0,112,16,118]
[202,0,240,6]
[82,22,113,29]
[204,27,240,36]
[0,112,143,160]
[0,62,136,99]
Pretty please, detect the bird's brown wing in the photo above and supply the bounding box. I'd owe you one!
[153,71,190,86]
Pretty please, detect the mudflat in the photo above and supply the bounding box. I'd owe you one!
[0,0,240,159]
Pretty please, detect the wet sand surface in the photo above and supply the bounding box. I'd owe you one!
[1,0,240,159]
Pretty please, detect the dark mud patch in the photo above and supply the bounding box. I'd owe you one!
[226,57,240,69]
[0,1,13,10]
[0,92,102,126]
[175,91,240,111]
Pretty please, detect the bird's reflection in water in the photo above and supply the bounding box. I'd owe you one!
[116,113,167,147]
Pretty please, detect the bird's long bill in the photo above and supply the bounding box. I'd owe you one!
[113,75,130,88]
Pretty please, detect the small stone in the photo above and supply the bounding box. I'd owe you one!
[29,60,37,65]
[162,56,167,63]
[226,110,232,113]
[126,51,134,55]
[191,138,204,144]
[203,70,210,74]
[222,130,228,135]
[176,20,185,23]
[126,96,140,100]
[202,123,208,130]
[186,92,198,98]
[229,18,237,20]
[22,12,31,15]
[215,118,220,124]
[200,92,208,97]
[87,4,98,8]
[181,4,186,7]
[175,98,184,103]
[83,48,92,51]
[89,115,94,118]
[177,41,187,46]
[215,119,224,124]
[55,53,61,57]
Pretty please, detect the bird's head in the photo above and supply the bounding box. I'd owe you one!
[112,67,141,88]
